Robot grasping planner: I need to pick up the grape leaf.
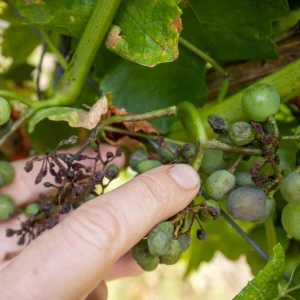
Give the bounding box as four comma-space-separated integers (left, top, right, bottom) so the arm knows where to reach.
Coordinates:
281, 264, 300, 300
28, 97, 108, 133
100, 45, 207, 133
105, 0, 182, 66
234, 244, 285, 300
180, 0, 289, 63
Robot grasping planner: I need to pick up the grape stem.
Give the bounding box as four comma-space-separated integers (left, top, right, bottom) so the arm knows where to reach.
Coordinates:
265, 215, 277, 257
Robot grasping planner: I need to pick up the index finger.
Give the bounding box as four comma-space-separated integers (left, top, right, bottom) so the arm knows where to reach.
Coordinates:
0, 144, 125, 207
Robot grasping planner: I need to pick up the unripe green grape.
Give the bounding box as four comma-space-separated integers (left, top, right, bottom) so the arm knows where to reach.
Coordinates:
235, 171, 255, 187
241, 83, 281, 122
205, 170, 236, 200
0, 172, 5, 188
132, 239, 160, 271
199, 199, 220, 221
136, 159, 162, 174
294, 125, 300, 150
181, 143, 196, 160
159, 239, 182, 265
253, 198, 275, 223
0, 195, 15, 220
200, 150, 227, 175
280, 172, 300, 204
178, 234, 191, 252
277, 149, 295, 172
227, 121, 255, 145
0, 97, 11, 126
129, 150, 148, 171
226, 186, 267, 222
281, 203, 300, 239
24, 203, 39, 218
147, 222, 174, 256
0, 161, 15, 184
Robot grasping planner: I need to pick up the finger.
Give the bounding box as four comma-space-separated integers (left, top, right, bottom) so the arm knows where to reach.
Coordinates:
0, 164, 200, 299
0, 145, 125, 207
103, 251, 143, 281
86, 281, 108, 300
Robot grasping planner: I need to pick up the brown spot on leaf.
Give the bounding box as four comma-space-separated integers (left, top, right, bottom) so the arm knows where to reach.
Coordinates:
171, 17, 183, 33
106, 27, 122, 48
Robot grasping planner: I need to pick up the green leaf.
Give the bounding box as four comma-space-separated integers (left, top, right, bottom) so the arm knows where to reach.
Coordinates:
180, 0, 289, 63
100, 45, 206, 133
105, 0, 182, 66
281, 264, 300, 299
10, 0, 95, 38
234, 244, 285, 300
1, 5, 41, 67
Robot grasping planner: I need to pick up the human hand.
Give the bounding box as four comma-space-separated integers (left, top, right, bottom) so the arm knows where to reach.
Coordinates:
0, 145, 200, 300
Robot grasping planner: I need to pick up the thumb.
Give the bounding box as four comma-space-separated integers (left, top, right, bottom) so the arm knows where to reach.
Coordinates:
1, 164, 200, 300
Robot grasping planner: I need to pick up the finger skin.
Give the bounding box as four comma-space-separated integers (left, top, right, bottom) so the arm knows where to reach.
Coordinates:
0, 145, 125, 207
0, 164, 200, 299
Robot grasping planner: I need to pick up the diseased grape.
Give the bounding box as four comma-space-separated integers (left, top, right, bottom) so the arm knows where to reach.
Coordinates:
157, 142, 178, 162
280, 172, 300, 204
129, 150, 148, 171
0, 97, 11, 126
235, 171, 255, 187
253, 198, 275, 223
205, 170, 236, 200
178, 234, 191, 252
226, 186, 267, 222
241, 83, 281, 122
227, 122, 255, 145
0, 161, 15, 184
181, 143, 196, 160
281, 203, 300, 239
200, 150, 227, 175
136, 159, 162, 174
132, 239, 159, 271
147, 222, 174, 256
199, 199, 220, 221
159, 239, 182, 265
0, 195, 15, 220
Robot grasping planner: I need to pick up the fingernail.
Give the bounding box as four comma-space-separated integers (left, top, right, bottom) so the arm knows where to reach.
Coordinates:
168, 164, 200, 190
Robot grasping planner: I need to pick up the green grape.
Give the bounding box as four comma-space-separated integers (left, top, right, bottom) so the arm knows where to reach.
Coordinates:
241, 83, 281, 122
0, 161, 15, 184
227, 121, 255, 145
24, 203, 39, 218
159, 239, 182, 265
132, 239, 160, 271
178, 233, 191, 252
199, 199, 220, 221
181, 143, 196, 160
156, 142, 178, 162
200, 150, 227, 175
136, 159, 162, 174
253, 198, 275, 223
280, 172, 300, 204
226, 186, 267, 222
0, 195, 15, 220
281, 203, 300, 239
235, 171, 255, 187
129, 150, 148, 171
147, 222, 174, 256
0, 97, 11, 126
277, 149, 295, 172
0, 172, 5, 188
205, 170, 236, 200
294, 125, 300, 150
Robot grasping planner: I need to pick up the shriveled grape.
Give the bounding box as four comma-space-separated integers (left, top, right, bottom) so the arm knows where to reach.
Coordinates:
205, 170, 236, 200
199, 199, 220, 221
147, 222, 174, 256
227, 122, 255, 145
226, 186, 267, 222
159, 239, 182, 265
